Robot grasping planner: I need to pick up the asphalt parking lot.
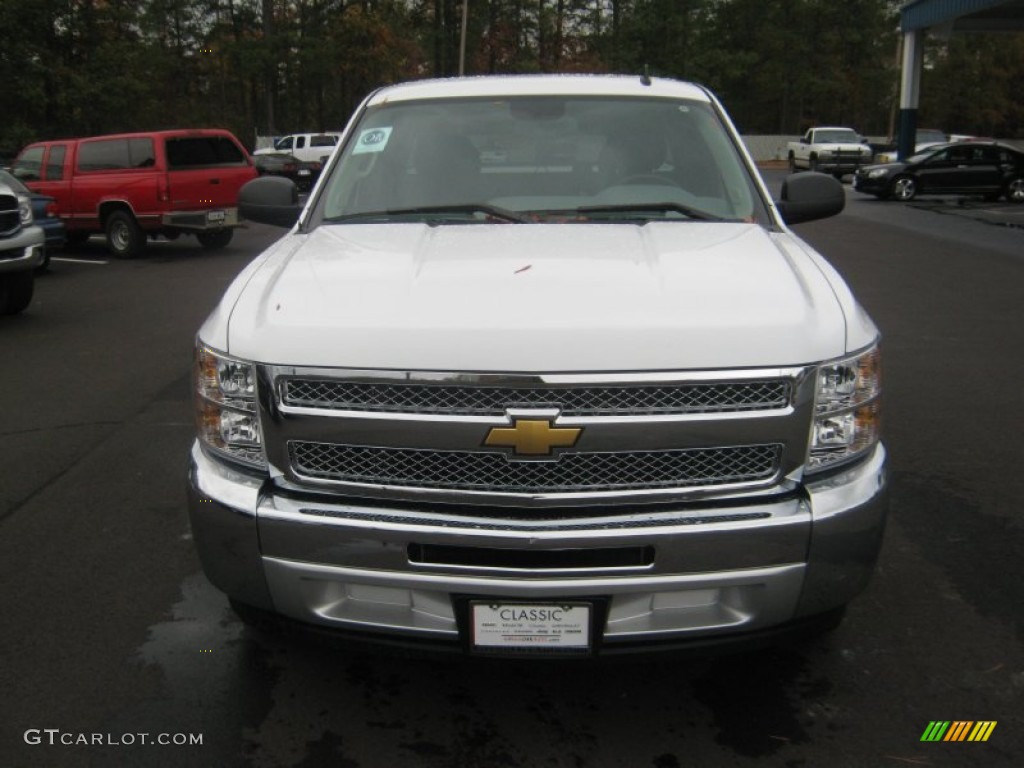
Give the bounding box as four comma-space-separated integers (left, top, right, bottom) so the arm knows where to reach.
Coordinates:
907, 197, 1024, 228
2, 187, 1023, 767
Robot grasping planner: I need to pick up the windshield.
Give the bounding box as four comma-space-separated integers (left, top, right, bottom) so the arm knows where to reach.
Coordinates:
815, 129, 860, 144
907, 144, 952, 163
315, 95, 764, 225
0, 170, 30, 196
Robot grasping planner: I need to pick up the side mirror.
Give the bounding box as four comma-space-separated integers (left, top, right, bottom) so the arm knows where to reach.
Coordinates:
775, 172, 845, 225
239, 176, 303, 228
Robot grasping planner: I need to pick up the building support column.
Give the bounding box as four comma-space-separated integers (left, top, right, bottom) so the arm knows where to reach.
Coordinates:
897, 28, 924, 160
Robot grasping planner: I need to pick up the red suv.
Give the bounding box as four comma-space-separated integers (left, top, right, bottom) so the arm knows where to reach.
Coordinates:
13, 129, 258, 258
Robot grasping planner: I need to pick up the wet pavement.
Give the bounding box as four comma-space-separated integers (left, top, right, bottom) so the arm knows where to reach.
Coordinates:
2, 212, 1023, 767
907, 198, 1024, 229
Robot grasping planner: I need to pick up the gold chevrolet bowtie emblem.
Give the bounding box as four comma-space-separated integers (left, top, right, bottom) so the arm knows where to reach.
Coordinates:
484, 419, 582, 456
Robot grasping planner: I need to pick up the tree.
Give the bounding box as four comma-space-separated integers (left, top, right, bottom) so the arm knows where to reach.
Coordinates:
921, 32, 1024, 138
2, 0, 1021, 158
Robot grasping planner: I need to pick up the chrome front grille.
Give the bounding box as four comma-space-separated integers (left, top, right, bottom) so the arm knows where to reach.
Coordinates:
264, 366, 814, 502
280, 378, 791, 416
0, 193, 21, 237
288, 441, 782, 493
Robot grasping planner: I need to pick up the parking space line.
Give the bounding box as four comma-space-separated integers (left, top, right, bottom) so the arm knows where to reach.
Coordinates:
51, 257, 109, 265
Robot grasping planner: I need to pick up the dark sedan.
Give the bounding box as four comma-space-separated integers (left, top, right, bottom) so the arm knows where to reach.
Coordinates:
0, 168, 65, 270
252, 152, 321, 192
853, 141, 1024, 203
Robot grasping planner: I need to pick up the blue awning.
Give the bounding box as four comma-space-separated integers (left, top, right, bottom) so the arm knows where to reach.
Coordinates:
901, 0, 1024, 32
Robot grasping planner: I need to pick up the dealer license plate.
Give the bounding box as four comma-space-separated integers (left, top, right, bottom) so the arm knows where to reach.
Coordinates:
207, 210, 226, 223
471, 602, 591, 654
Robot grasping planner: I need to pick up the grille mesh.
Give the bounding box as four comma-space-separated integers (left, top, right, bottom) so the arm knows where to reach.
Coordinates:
281, 379, 790, 416
0, 193, 21, 237
289, 441, 781, 493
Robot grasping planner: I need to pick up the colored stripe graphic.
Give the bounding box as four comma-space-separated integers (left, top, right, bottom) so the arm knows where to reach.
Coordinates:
944, 721, 973, 741
968, 722, 997, 742
920, 721, 997, 742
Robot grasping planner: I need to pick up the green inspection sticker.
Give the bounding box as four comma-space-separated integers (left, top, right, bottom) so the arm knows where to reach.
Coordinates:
352, 127, 393, 155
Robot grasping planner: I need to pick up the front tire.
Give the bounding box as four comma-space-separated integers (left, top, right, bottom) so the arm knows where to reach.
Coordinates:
0, 271, 34, 315
196, 229, 234, 250
1006, 176, 1024, 203
891, 175, 917, 201
105, 210, 145, 258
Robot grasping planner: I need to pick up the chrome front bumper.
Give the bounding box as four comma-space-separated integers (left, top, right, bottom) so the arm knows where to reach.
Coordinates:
188, 442, 887, 651
0, 226, 45, 273
814, 159, 871, 174
161, 207, 240, 231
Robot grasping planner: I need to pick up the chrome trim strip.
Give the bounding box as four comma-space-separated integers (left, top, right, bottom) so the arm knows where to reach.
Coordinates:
265, 365, 814, 387
259, 491, 803, 534
264, 557, 805, 594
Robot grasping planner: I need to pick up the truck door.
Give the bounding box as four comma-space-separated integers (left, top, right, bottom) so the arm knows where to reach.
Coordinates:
72, 138, 159, 229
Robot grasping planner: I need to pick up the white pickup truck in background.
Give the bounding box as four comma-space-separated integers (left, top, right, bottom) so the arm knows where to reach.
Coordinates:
253, 132, 341, 163
787, 126, 874, 177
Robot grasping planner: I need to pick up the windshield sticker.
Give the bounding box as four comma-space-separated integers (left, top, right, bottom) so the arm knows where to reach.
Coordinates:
352, 127, 393, 155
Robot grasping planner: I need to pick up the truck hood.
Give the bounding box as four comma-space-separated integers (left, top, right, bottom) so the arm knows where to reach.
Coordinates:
220, 222, 851, 371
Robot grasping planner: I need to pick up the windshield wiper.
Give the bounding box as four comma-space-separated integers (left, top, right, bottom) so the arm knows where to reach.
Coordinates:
573, 202, 727, 222
327, 204, 527, 224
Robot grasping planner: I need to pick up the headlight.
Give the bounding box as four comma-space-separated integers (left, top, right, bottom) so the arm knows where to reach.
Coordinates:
17, 195, 34, 226
868, 168, 890, 179
807, 345, 881, 473
194, 344, 266, 469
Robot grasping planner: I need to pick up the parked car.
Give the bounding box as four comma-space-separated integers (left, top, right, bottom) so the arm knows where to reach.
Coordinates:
253, 152, 321, 192
0, 169, 64, 270
853, 141, 1024, 202
0, 180, 45, 314
11, 129, 257, 258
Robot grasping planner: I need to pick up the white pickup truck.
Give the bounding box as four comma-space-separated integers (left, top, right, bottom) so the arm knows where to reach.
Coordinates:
788, 126, 874, 177
0, 181, 46, 314
253, 132, 341, 163
190, 75, 887, 658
